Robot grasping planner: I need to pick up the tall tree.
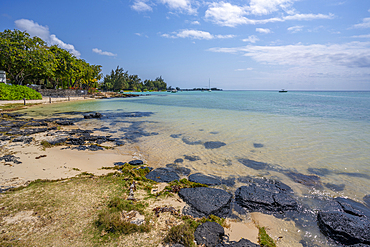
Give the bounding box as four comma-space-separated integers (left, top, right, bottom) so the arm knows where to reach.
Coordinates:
0, 29, 55, 85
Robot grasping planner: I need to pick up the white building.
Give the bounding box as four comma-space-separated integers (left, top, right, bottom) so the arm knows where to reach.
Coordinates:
0, 71, 6, 83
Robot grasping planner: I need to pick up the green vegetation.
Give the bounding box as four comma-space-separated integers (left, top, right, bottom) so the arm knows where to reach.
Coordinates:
0, 29, 102, 90
101, 66, 167, 92
164, 222, 195, 247
95, 197, 150, 236
258, 226, 276, 247
164, 215, 228, 247
0, 83, 42, 100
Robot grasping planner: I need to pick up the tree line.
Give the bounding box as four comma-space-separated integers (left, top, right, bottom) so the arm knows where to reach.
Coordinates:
0, 29, 167, 92
101, 66, 167, 92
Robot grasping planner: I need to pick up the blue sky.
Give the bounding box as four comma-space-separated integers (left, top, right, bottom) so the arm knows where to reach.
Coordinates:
1, 0, 370, 90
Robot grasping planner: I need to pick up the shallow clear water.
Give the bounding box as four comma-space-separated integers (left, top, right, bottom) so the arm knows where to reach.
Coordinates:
21, 90, 370, 246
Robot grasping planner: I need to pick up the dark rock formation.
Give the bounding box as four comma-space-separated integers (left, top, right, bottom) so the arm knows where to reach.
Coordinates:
174, 158, 184, 163
253, 143, 264, 148
179, 187, 232, 218
0, 155, 22, 164
204, 141, 226, 149
145, 168, 180, 182
307, 168, 332, 176
238, 159, 271, 170
182, 137, 202, 145
188, 173, 221, 186
235, 179, 297, 215
128, 160, 144, 166
364, 195, 370, 208
84, 112, 102, 119
285, 171, 323, 189
184, 155, 200, 161
166, 164, 191, 176
216, 238, 259, 247
324, 183, 345, 192
317, 197, 370, 246
194, 222, 224, 247
0, 135, 11, 141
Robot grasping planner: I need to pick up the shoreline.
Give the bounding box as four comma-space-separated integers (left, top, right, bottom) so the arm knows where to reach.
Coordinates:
0, 96, 93, 106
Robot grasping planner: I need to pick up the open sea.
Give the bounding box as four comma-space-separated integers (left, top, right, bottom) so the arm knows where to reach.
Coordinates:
22, 90, 370, 246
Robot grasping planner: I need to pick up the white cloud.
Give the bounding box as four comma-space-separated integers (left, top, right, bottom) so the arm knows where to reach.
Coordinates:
247, 0, 297, 15
242, 35, 259, 43
162, 29, 235, 39
14, 19, 81, 57
352, 34, 370, 38
92, 48, 117, 57
191, 20, 200, 25
205, 2, 250, 27
209, 42, 370, 69
256, 28, 271, 33
235, 68, 253, 71
352, 18, 370, 29
204, 2, 333, 27
287, 25, 303, 33
159, 0, 196, 14
131, 0, 152, 12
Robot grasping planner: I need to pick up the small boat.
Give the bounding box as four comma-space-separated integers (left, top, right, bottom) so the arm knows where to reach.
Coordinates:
279, 89, 288, 93
171, 89, 177, 93
208, 79, 212, 92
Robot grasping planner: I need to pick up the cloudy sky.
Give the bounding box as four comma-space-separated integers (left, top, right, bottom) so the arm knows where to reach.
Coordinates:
1, 0, 370, 90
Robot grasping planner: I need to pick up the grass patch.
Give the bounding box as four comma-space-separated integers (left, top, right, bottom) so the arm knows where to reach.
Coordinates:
258, 226, 276, 247
95, 197, 150, 236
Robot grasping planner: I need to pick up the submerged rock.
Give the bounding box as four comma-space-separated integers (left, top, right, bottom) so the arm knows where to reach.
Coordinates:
184, 155, 201, 162
194, 222, 224, 247
203, 141, 226, 149
285, 171, 323, 189
188, 173, 221, 186
317, 197, 370, 246
166, 164, 191, 176
145, 168, 180, 182
179, 187, 232, 218
238, 159, 271, 170
364, 195, 370, 208
324, 183, 345, 192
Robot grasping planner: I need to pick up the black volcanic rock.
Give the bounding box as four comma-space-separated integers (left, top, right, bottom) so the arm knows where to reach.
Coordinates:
145, 168, 180, 182
128, 160, 144, 166
188, 173, 221, 186
235, 179, 297, 214
317, 197, 370, 246
179, 187, 232, 218
216, 239, 259, 247
194, 222, 224, 247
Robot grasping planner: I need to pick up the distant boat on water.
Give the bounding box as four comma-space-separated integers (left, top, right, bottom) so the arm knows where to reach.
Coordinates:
279, 89, 288, 93
208, 79, 212, 92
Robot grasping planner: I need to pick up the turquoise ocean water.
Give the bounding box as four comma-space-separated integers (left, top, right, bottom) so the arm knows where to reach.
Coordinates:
24, 90, 370, 246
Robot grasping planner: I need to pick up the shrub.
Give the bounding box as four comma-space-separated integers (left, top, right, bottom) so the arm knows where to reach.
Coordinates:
0, 83, 42, 100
